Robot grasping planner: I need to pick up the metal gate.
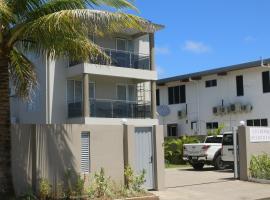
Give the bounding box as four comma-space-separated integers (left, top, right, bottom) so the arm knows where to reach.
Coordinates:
134, 127, 154, 189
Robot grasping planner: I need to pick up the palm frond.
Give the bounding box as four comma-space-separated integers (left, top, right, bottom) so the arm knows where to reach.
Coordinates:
24, 0, 87, 21
86, 0, 138, 11
9, 48, 37, 99
0, 0, 14, 24
9, 9, 153, 48
7, 0, 45, 20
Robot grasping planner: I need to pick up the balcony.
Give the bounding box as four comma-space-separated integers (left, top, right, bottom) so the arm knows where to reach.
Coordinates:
68, 99, 151, 119
69, 48, 150, 70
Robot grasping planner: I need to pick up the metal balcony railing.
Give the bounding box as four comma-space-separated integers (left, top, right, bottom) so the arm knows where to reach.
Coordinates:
67, 99, 151, 119
69, 48, 150, 70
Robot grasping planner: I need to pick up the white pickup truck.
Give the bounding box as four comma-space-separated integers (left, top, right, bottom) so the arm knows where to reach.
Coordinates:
183, 135, 225, 170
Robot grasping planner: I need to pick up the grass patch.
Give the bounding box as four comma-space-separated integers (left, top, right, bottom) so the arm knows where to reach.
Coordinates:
165, 163, 190, 169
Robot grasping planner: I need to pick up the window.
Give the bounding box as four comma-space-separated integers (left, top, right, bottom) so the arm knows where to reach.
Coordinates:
67, 80, 83, 103
222, 134, 233, 145
89, 82, 95, 99
205, 137, 223, 143
246, 119, 268, 127
205, 79, 217, 88
262, 71, 270, 93
168, 85, 186, 105
81, 132, 90, 173
117, 85, 127, 100
167, 124, 178, 137
191, 121, 197, 130
117, 84, 136, 102
236, 75, 244, 96
116, 38, 127, 51
156, 89, 160, 106
206, 122, 218, 129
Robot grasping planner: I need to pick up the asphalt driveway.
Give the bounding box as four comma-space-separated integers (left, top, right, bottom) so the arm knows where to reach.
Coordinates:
153, 166, 270, 200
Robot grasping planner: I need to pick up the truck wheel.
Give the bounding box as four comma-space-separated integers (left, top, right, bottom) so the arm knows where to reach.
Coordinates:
192, 163, 204, 170
214, 155, 226, 170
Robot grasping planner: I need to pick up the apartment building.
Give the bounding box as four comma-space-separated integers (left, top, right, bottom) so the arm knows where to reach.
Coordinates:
157, 59, 270, 137
10, 22, 165, 194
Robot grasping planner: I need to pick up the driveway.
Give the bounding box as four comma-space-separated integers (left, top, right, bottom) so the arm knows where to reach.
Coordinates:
153, 166, 270, 200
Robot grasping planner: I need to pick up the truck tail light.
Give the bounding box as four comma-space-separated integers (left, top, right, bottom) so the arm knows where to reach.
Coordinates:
202, 145, 210, 151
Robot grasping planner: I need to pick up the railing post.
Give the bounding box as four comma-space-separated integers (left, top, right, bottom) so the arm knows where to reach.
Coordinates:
111, 101, 114, 118
129, 52, 132, 68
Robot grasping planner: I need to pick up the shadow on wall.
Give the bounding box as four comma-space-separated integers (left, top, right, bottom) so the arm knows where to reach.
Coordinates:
12, 124, 77, 196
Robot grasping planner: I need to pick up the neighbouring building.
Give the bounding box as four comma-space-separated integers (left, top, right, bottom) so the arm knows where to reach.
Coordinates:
157, 58, 270, 137
10, 21, 165, 195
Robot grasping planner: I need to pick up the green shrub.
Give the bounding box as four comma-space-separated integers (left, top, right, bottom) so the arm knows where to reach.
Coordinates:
250, 153, 270, 180
39, 178, 51, 200
164, 136, 200, 165
124, 165, 146, 193
207, 124, 224, 136
87, 168, 112, 199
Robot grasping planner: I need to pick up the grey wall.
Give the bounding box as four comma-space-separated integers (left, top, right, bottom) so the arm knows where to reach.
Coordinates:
238, 126, 270, 181
11, 124, 164, 196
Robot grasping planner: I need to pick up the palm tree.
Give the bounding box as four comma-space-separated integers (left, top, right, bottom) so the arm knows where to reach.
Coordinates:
0, 0, 154, 195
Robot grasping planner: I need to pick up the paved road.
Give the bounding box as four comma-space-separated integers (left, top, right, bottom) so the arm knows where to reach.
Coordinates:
153, 166, 270, 200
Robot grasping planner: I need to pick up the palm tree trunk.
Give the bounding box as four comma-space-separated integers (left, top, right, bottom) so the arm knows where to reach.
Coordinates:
0, 58, 14, 195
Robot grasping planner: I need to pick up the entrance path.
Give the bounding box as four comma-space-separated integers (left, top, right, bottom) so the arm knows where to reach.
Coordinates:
153, 167, 270, 200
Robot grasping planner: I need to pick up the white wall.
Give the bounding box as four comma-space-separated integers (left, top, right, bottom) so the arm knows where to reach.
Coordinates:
11, 33, 152, 124
158, 66, 270, 136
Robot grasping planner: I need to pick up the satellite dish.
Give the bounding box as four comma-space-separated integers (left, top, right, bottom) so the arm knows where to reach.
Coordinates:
157, 105, 170, 117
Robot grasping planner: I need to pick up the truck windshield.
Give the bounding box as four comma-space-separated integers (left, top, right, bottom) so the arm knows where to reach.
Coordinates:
205, 137, 222, 143
222, 134, 233, 145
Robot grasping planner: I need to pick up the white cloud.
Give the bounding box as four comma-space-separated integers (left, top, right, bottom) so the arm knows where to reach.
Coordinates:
244, 36, 256, 43
155, 46, 170, 55
156, 65, 166, 78
182, 40, 211, 54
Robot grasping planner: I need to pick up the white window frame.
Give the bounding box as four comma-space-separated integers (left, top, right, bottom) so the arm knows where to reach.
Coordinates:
66, 79, 83, 104
116, 38, 128, 52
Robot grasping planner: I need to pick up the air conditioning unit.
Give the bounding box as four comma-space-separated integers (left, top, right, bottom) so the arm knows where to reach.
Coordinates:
241, 104, 253, 112
213, 106, 219, 115
229, 103, 241, 113
219, 106, 227, 115
178, 110, 187, 119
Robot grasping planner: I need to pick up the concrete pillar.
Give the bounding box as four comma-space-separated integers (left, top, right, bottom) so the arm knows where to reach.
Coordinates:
149, 33, 155, 71
149, 33, 157, 118
153, 125, 165, 190
83, 74, 89, 117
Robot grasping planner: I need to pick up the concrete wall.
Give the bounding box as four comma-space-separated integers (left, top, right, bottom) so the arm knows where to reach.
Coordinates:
158, 66, 270, 136
11, 124, 164, 196
238, 126, 270, 181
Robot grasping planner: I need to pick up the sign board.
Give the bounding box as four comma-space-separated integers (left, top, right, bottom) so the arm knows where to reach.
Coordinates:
250, 127, 270, 143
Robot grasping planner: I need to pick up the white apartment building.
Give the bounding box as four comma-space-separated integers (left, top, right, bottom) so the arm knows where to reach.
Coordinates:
157, 59, 270, 137
10, 22, 166, 193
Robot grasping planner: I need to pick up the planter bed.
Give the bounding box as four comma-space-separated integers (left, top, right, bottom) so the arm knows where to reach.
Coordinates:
62, 194, 159, 200
249, 177, 270, 184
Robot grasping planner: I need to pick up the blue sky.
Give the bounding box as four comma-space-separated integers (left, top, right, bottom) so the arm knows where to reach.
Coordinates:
130, 0, 270, 78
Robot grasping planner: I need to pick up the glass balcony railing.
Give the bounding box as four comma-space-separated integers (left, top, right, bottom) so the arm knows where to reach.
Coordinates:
67, 99, 151, 119
69, 48, 150, 70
